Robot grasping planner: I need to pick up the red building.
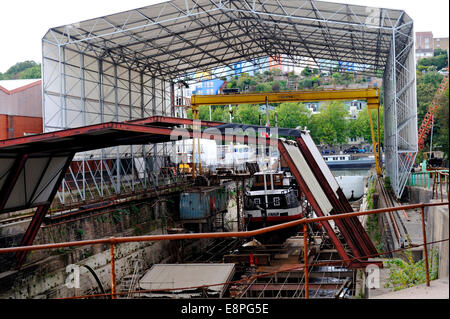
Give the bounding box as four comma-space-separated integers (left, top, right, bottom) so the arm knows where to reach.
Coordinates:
0, 79, 42, 140
268, 55, 282, 71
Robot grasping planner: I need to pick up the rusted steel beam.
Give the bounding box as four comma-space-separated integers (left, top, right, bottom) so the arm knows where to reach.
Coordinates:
44, 182, 188, 224
303, 223, 309, 299
295, 137, 366, 258
296, 136, 377, 257
126, 115, 225, 127
223, 254, 271, 265
247, 283, 342, 291
0, 202, 446, 256
277, 140, 352, 266
15, 153, 75, 269
0, 122, 275, 154
420, 206, 430, 287
110, 242, 116, 299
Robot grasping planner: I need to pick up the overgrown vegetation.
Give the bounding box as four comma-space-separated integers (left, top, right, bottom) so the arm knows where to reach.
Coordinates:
366, 213, 383, 253
385, 248, 439, 291
384, 176, 391, 191
366, 178, 376, 210
415, 49, 449, 161
365, 178, 383, 253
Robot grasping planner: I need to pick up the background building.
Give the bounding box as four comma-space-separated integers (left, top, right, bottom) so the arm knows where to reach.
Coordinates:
0, 79, 42, 140
415, 32, 449, 62
433, 37, 449, 51
415, 31, 434, 60
194, 79, 225, 95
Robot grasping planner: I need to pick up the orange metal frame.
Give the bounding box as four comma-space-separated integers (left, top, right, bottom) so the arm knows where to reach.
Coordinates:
0, 201, 446, 299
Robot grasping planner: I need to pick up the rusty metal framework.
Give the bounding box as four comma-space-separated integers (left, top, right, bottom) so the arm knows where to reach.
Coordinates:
0, 117, 377, 268
0, 201, 446, 299
42, 0, 416, 205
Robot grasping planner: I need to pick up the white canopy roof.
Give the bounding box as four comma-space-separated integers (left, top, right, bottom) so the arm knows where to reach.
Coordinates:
43, 0, 412, 80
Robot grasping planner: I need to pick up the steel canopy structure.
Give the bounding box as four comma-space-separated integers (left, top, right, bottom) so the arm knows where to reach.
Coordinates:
42, 0, 417, 200
0, 117, 378, 269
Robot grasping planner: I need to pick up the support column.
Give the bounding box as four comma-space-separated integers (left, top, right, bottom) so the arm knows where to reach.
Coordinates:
16, 154, 75, 268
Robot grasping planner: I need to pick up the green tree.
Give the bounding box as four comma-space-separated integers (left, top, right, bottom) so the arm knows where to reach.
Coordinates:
417, 72, 443, 116
416, 71, 444, 158
417, 50, 448, 71
331, 72, 344, 85
255, 82, 272, 92
211, 106, 229, 122
186, 105, 213, 121
6, 61, 37, 76
19, 64, 41, 79
301, 67, 312, 77
309, 101, 349, 145
0, 61, 41, 80
349, 106, 384, 143
234, 104, 260, 125
275, 102, 309, 128
435, 88, 449, 159
272, 82, 281, 92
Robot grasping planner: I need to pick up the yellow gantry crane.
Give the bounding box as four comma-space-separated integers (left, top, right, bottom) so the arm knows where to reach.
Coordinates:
188, 88, 382, 176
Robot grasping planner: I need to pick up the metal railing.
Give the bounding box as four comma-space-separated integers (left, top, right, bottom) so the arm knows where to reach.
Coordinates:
0, 201, 448, 299
407, 169, 448, 189
432, 171, 449, 202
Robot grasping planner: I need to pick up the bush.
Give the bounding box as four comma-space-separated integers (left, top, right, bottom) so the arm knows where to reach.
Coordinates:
384, 248, 439, 291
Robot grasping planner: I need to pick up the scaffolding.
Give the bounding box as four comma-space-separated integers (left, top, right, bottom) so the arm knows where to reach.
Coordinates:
41, 0, 417, 200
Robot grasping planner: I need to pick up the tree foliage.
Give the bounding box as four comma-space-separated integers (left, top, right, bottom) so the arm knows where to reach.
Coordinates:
309, 101, 349, 145
0, 61, 41, 80
234, 104, 260, 125
415, 71, 446, 161
417, 49, 448, 72
349, 106, 384, 143
275, 102, 309, 129
385, 248, 438, 291
435, 88, 449, 159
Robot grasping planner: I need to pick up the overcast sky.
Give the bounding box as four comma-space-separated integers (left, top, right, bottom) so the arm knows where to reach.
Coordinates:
0, 0, 448, 73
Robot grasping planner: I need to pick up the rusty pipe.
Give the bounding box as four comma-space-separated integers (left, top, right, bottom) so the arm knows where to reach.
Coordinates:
110, 242, 116, 299
303, 223, 309, 299
0, 202, 447, 255
420, 207, 430, 287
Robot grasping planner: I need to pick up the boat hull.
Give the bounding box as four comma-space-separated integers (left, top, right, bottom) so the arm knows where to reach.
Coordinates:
326, 159, 375, 169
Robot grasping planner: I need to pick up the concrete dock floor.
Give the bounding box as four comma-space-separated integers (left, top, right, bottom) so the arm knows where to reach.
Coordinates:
371, 277, 449, 299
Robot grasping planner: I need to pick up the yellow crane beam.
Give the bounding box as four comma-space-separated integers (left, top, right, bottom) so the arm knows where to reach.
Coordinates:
189, 88, 382, 176
191, 88, 380, 109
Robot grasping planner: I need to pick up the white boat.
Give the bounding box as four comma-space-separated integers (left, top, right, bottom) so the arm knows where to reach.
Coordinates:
243, 170, 303, 228
323, 154, 375, 169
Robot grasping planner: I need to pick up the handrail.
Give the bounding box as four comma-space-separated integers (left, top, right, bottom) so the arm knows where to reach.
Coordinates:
433, 170, 449, 201
0, 202, 444, 254
0, 201, 447, 299
407, 169, 448, 189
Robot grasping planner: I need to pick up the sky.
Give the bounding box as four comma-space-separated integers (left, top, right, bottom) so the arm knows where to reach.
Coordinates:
0, 0, 448, 73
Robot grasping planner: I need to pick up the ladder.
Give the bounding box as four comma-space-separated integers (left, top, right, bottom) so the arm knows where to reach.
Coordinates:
120, 260, 143, 299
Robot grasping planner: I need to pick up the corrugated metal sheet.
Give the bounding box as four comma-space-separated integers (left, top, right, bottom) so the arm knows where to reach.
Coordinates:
301, 133, 340, 194
139, 263, 235, 298
282, 141, 333, 216
179, 186, 228, 220
0, 80, 42, 117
